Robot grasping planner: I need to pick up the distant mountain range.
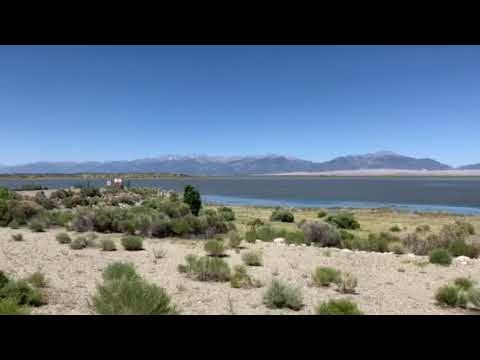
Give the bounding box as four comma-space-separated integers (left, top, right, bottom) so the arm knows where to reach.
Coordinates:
458, 163, 480, 170
0, 151, 478, 175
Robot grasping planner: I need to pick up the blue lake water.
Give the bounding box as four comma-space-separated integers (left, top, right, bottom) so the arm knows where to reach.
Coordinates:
2, 176, 480, 215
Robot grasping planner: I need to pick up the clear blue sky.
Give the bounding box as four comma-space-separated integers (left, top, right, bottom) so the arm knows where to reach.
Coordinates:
1, 45, 479, 167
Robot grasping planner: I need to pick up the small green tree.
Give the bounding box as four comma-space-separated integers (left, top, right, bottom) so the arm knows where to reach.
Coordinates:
183, 185, 202, 216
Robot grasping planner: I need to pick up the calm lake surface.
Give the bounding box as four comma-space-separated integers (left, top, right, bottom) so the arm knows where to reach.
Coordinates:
2, 176, 480, 215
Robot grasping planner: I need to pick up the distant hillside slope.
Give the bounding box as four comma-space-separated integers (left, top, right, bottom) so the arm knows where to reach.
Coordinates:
458, 163, 480, 170
311, 151, 451, 171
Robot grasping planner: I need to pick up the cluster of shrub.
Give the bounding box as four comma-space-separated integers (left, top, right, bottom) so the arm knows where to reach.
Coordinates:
1, 184, 236, 241
177, 250, 361, 314
90, 259, 362, 315
252, 209, 478, 264
435, 277, 480, 310
403, 220, 477, 263
312, 266, 358, 294
68, 202, 233, 239
0, 270, 47, 315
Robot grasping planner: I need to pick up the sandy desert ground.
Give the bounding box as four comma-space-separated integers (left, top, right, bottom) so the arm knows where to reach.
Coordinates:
1, 226, 479, 315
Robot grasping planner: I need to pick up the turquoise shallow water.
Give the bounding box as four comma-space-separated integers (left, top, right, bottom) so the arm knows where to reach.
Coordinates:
202, 194, 480, 215
2, 176, 480, 215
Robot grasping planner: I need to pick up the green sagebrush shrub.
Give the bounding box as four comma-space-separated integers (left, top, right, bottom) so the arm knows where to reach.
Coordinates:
312, 267, 341, 287
429, 248, 452, 266
300, 222, 341, 247
315, 299, 363, 315
218, 207, 235, 221
178, 255, 231, 282
263, 279, 303, 311
326, 213, 360, 230
230, 265, 260, 289
121, 236, 144, 251
242, 250, 263, 266
56, 232, 71, 244
204, 239, 226, 257
92, 263, 177, 315
270, 209, 295, 223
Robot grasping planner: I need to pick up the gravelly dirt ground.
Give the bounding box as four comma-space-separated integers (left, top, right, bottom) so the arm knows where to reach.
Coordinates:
1, 227, 479, 315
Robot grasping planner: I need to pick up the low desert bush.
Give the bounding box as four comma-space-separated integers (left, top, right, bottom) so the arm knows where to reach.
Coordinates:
102, 262, 139, 282
300, 222, 341, 247
204, 239, 226, 257
312, 267, 341, 287
317, 210, 327, 218
429, 248, 452, 266
70, 236, 88, 250
242, 250, 263, 266
388, 241, 406, 255
245, 228, 257, 243
402, 233, 438, 256
227, 231, 242, 249
390, 225, 401, 232
284, 230, 305, 245
435, 278, 480, 309
0, 298, 29, 315
101, 239, 117, 251
178, 255, 231, 282
117, 219, 136, 235
365, 232, 398, 252
135, 215, 152, 237
92, 275, 177, 315
342, 232, 398, 253
27, 272, 48, 288
34, 191, 56, 210
11, 233, 23, 242
296, 219, 306, 228
171, 218, 193, 236
0, 271, 9, 288
121, 236, 144, 251
454, 277, 475, 291
80, 186, 102, 198
315, 299, 363, 315
448, 239, 479, 258
230, 265, 260, 289
455, 220, 475, 235
256, 225, 276, 242
435, 285, 465, 307
263, 279, 303, 311
468, 287, 480, 308
270, 209, 295, 223
56, 232, 71, 244
71, 212, 94, 232
339, 229, 355, 241
86, 232, 98, 243
247, 218, 264, 227
326, 213, 360, 230
151, 219, 173, 238
218, 207, 235, 221
0, 279, 44, 306
49, 211, 72, 227
336, 272, 358, 294
29, 219, 46, 232
415, 224, 431, 233
0, 200, 41, 226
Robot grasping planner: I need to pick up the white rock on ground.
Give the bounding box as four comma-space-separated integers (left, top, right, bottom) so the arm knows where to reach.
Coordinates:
453, 256, 471, 265
273, 237, 285, 244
